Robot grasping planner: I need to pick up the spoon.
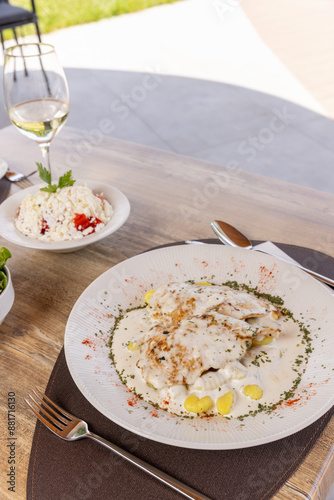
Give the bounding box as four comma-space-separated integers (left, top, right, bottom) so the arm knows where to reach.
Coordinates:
211, 220, 252, 249
6, 169, 37, 182
211, 220, 334, 288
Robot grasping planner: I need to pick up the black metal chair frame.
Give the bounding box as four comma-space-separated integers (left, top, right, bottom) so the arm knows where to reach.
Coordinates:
0, 0, 41, 52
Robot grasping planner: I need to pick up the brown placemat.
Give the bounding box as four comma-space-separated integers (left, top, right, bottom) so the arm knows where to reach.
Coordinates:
27, 241, 334, 500
0, 178, 11, 204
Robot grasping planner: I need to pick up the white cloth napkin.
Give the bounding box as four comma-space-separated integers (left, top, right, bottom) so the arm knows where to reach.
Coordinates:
253, 241, 299, 264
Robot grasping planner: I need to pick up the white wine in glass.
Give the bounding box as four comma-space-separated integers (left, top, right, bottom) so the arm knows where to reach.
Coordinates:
3, 43, 70, 180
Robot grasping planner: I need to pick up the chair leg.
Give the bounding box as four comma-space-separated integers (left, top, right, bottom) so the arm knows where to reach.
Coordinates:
14, 28, 28, 76
13, 27, 20, 45
0, 30, 4, 55
34, 21, 42, 42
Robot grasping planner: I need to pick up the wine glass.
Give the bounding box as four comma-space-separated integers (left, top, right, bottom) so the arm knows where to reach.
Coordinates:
3, 43, 69, 181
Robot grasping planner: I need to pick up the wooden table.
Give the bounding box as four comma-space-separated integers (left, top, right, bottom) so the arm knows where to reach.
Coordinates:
0, 126, 333, 500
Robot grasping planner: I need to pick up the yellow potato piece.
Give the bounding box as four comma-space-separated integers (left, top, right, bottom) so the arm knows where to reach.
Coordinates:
216, 391, 234, 415
243, 384, 263, 400
184, 394, 199, 411
144, 289, 156, 304
127, 341, 140, 351
184, 394, 213, 413
252, 336, 273, 346
195, 281, 212, 286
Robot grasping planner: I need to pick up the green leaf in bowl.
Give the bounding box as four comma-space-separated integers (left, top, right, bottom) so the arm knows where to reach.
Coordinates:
0, 270, 8, 292
0, 247, 11, 269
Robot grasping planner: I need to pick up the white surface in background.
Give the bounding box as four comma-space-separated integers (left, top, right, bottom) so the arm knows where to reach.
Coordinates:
36, 0, 325, 116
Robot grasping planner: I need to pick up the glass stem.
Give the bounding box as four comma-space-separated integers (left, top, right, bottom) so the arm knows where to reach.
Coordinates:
39, 142, 52, 180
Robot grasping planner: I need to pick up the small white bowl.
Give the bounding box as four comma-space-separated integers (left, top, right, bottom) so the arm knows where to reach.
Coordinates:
0, 265, 14, 326
0, 180, 130, 253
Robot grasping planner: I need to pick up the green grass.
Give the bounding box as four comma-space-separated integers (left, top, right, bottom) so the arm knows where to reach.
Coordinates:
6, 0, 181, 37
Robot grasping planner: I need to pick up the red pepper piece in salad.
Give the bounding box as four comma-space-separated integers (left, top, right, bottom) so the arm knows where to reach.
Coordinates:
41, 218, 49, 235
73, 213, 103, 233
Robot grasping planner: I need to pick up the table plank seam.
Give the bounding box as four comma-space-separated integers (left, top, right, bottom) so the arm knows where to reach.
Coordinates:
285, 481, 312, 499
308, 443, 334, 499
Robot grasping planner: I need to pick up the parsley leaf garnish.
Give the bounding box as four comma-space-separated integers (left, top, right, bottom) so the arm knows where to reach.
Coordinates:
37, 163, 75, 193
37, 163, 51, 186
58, 170, 74, 189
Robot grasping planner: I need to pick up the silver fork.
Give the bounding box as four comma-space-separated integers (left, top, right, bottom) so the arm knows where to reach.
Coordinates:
15, 178, 34, 189
25, 389, 211, 500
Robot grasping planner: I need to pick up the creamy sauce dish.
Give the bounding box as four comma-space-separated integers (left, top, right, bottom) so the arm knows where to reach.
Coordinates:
111, 282, 310, 419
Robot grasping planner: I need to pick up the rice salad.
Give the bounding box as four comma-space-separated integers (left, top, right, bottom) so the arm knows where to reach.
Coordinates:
15, 184, 113, 241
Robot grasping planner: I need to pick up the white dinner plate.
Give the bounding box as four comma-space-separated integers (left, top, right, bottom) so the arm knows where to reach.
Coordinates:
0, 180, 130, 253
0, 159, 8, 181
64, 244, 334, 449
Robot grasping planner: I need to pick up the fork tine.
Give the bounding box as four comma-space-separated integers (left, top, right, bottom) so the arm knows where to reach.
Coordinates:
17, 179, 33, 189
34, 388, 75, 421
32, 389, 69, 425
27, 393, 65, 430
25, 397, 63, 433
